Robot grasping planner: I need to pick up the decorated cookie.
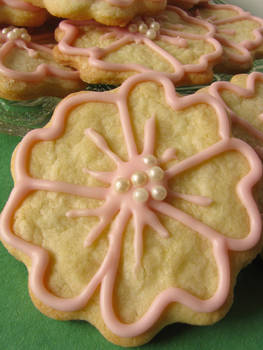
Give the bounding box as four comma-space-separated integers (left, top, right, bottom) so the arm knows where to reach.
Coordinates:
193, 2, 263, 73
21, 0, 167, 26
0, 0, 48, 27
207, 72, 263, 160
0, 26, 85, 100
54, 6, 222, 86
0, 72, 262, 347
168, 0, 208, 10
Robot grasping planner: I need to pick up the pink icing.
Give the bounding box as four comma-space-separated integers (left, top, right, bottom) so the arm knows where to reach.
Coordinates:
0, 30, 80, 82
0, 0, 44, 12
105, 0, 165, 8
56, 6, 223, 82
209, 72, 263, 159
0, 72, 262, 337
195, 3, 263, 65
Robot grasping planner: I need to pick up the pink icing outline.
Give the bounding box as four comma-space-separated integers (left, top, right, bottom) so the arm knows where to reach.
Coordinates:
0, 72, 262, 337
195, 3, 263, 64
0, 33, 80, 82
209, 72, 263, 158
104, 0, 166, 8
56, 6, 223, 82
0, 0, 44, 12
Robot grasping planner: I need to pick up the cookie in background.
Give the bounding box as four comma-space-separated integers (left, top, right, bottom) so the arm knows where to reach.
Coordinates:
0, 0, 48, 27
20, 0, 167, 26
0, 26, 85, 100
54, 6, 223, 86
192, 2, 263, 73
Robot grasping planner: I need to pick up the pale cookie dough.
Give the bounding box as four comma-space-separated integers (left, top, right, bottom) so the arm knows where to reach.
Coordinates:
0, 72, 262, 347
0, 26, 85, 101
54, 6, 223, 86
193, 2, 263, 73
0, 0, 48, 27
207, 72, 263, 160
21, 0, 167, 26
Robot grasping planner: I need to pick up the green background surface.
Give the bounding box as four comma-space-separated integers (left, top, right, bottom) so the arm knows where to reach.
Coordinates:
1, 123, 263, 350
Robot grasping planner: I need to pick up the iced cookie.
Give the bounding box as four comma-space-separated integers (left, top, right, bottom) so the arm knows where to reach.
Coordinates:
207, 72, 263, 160
0, 26, 85, 100
168, 0, 208, 10
54, 6, 222, 86
0, 0, 48, 27
0, 72, 262, 347
193, 3, 263, 73
21, 0, 167, 26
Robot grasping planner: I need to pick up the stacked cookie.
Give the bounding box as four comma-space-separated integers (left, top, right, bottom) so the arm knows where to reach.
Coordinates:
1, 0, 263, 348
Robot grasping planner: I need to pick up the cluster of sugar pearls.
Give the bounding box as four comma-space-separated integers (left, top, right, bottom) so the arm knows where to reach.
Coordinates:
1, 27, 31, 42
114, 155, 167, 203
128, 17, 161, 40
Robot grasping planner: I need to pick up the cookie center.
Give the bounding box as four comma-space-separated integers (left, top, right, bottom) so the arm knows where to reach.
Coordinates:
127, 17, 161, 40
113, 154, 168, 203
1, 27, 31, 42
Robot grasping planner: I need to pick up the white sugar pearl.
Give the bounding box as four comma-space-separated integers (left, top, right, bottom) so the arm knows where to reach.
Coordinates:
133, 188, 149, 203
7, 31, 18, 40
151, 186, 167, 201
148, 166, 164, 181
146, 29, 157, 40
143, 155, 158, 166
150, 21, 160, 32
138, 23, 148, 34
131, 171, 148, 187
2, 27, 12, 35
128, 23, 138, 33
114, 178, 130, 193
21, 33, 31, 42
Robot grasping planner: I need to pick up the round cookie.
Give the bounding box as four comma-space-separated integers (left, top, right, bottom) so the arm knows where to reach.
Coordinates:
0, 0, 48, 27
0, 26, 85, 100
0, 72, 262, 347
54, 6, 223, 86
193, 2, 263, 73
21, 0, 167, 27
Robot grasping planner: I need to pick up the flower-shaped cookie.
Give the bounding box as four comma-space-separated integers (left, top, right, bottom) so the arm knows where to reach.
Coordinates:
21, 0, 167, 26
193, 2, 263, 72
0, 0, 48, 27
1, 73, 262, 346
54, 6, 222, 86
0, 26, 84, 100
208, 72, 263, 160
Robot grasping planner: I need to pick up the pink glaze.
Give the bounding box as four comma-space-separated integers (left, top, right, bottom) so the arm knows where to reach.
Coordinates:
0, 31, 80, 82
0, 72, 262, 337
209, 72, 263, 159
0, 0, 44, 12
195, 3, 263, 65
56, 6, 223, 82
105, 0, 165, 8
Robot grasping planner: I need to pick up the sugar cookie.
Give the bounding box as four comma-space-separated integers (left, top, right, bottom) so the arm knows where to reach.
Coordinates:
21, 0, 167, 26
0, 0, 48, 27
193, 2, 263, 72
0, 72, 262, 346
0, 26, 85, 100
54, 6, 223, 85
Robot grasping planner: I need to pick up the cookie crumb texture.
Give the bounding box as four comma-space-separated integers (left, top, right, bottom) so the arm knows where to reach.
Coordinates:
1, 74, 261, 346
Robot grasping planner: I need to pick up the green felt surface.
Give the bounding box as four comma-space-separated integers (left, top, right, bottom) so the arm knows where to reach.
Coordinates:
1, 135, 263, 350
